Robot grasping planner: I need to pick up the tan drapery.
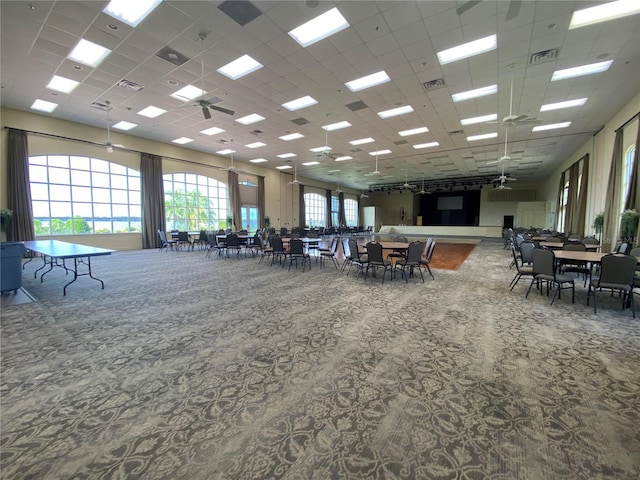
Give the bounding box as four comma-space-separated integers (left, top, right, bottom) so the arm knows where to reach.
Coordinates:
325, 189, 332, 228
140, 152, 165, 249
228, 170, 240, 231
6, 129, 35, 242
602, 130, 624, 252
298, 185, 305, 228
554, 171, 565, 232
623, 120, 640, 243
258, 176, 265, 229
573, 154, 589, 237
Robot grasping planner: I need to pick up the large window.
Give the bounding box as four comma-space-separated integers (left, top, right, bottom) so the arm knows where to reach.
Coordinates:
331, 196, 339, 226
304, 193, 326, 227
29, 155, 141, 235
556, 178, 570, 232
164, 173, 228, 231
344, 198, 358, 226
621, 144, 636, 211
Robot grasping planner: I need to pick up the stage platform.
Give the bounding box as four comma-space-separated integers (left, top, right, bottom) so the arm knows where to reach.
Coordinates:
378, 225, 503, 239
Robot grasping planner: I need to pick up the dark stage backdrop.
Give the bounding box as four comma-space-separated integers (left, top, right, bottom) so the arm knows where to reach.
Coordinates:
419, 190, 480, 226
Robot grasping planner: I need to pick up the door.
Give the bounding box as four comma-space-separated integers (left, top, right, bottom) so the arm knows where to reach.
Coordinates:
240, 206, 258, 231
503, 215, 514, 229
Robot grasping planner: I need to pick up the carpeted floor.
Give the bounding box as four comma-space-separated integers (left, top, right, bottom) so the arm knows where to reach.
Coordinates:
1, 238, 639, 479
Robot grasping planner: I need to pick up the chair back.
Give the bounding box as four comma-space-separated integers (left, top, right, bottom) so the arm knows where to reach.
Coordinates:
158, 230, 167, 242
425, 240, 436, 261
271, 236, 285, 253
629, 247, 640, 259
365, 242, 384, 263
582, 236, 599, 246
597, 254, 637, 286
177, 231, 190, 242
253, 234, 262, 248
563, 242, 586, 252
393, 235, 408, 243
519, 241, 536, 264
199, 230, 208, 243
328, 236, 339, 254
225, 233, 239, 247
289, 238, 304, 255
280, 227, 288, 237
532, 248, 555, 277
405, 241, 424, 263
348, 238, 362, 260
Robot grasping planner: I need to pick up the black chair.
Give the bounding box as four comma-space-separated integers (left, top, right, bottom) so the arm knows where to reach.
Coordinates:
526, 248, 575, 305
319, 236, 340, 270
387, 235, 408, 261
176, 231, 193, 251
157, 230, 177, 251
224, 233, 242, 258
587, 253, 637, 318
560, 242, 591, 286
205, 232, 224, 258
394, 241, 425, 283
364, 241, 392, 283
287, 238, 311, 272
269, 236, 287, 266
509, 244, 534, 291
419, 240, 436, 280
346, 238, 368, 278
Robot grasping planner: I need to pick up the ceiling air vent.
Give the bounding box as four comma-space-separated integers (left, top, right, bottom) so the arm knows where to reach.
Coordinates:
448, 129, 465, 135
90, 101, 111, 111
291, 117, 310, 126
250, 129, 263, 136
116, 79, 143, 92
346, 100, 368, 111
529, 48, 559, 65
423, 78, 446, 92
156, 47, 189, 66
393, 139, 408, 145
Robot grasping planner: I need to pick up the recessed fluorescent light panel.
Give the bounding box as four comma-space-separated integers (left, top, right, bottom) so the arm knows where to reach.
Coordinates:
349, 138, 375, 145
460, 113, 497, 125
377, 105, 414, 119
466, 132, 498, 141
282, 95, 317, 111
46, 75, 79, 93
369, 150, 392, 156
103, 0, 162, 27
413, 142, 440, 149
532, 122, 571, 132
569, 0, 640, 29
170, 85, 204, 101
137, 106, 166, 118
288, 7, 350, 48
250, 158, 268, 163
217, 54, 263, 80
399, 127, 428, 137
540, 98, 588, 112
276, 165, 292, 170
335, 156, 352, 161
279, 133, 304, 141
172, 137, 194, 145
216, 149, 235, 155
345, 70, 390, 92
437, 34, 497, 65
452, 85, 497, 102
200, 126, 225, 135
113, 121, 137, 130
278, 153, 297, 158
31, 99, 58, 112
310, 146, 331, 153
551, 61, 613, 81
302, 161, 320, 166
236, 113, 265, 125
68, 39, 111, 68
245, 142, 266, 148
322, 121, 351, 131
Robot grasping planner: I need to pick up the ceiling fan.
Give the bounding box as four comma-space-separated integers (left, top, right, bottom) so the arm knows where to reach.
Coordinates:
225, 151, 238, 172
418, 177, 431, 195
402, 167, 414, 190
364, 153, 383, 177
488, 64, 540, 129
456, 0, 522, 22
335, 182, 343, 193
316, 121, 342, 160
188, 33, 235, 119
287, 161, 301, 185
360, 190, 369, 198
100, 100, 124, 153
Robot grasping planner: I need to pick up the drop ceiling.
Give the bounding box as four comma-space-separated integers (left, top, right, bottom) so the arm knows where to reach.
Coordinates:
1, 1, 639, 190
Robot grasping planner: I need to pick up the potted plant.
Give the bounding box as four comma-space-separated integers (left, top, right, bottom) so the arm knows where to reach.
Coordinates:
620, 208, 639, 243
226, 216, 234, 231
592, 211, 604, 240
0, 208, 12, 233
264, 216, 271, 228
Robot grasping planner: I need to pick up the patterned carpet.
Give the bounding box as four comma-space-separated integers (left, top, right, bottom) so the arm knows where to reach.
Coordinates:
1, 238, 639, 479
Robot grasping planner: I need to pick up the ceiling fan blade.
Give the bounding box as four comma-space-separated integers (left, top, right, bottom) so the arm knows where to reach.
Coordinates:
456, 0, 482, 16
505, 0, 522, 21
202, 106, 211, 119
209, 104, 235, 116
512, 114, 528, 122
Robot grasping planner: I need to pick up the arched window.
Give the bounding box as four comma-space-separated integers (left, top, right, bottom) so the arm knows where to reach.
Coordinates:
29, 155, 141, 235
304, 192, 326, 227
344, 198, 358, 226
163, 173, 228, 231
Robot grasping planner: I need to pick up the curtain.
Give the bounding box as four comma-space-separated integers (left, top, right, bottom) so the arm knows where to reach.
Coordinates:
554, 171, 565, 232
228, 170, 240, 230
298, 185, 305, 228
564, 160, 580, 235
623, 121, 640, 244
574, 154, 589, 237
325, 189, 332, 228
602, 129, 624, 252
140, 152, 165, 249
6, 129, 35, 242
338, 191, 346, 227
258, 176, 265, 229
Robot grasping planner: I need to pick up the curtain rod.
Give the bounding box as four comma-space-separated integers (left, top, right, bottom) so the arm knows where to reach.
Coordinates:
3, 126, 240, 173
615, 111, 640, 133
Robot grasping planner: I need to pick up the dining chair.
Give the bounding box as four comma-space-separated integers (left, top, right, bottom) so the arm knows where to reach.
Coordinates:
269, 236, 287, 266
526, 248, 575, 305
224, 233, 242, 258
364, 241, 392, 283
346, 238, 368, 278
205, 232, 224, 258
419, 240, 436, 280
387, 235, 408, 262
176, 231, 193, 251
587, 253, 637, 318
509, 244, 535, 291
319, 236, 340, 270
288, 238, 311, 272
157, 230, 177, 252
394, 241, 425, 283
